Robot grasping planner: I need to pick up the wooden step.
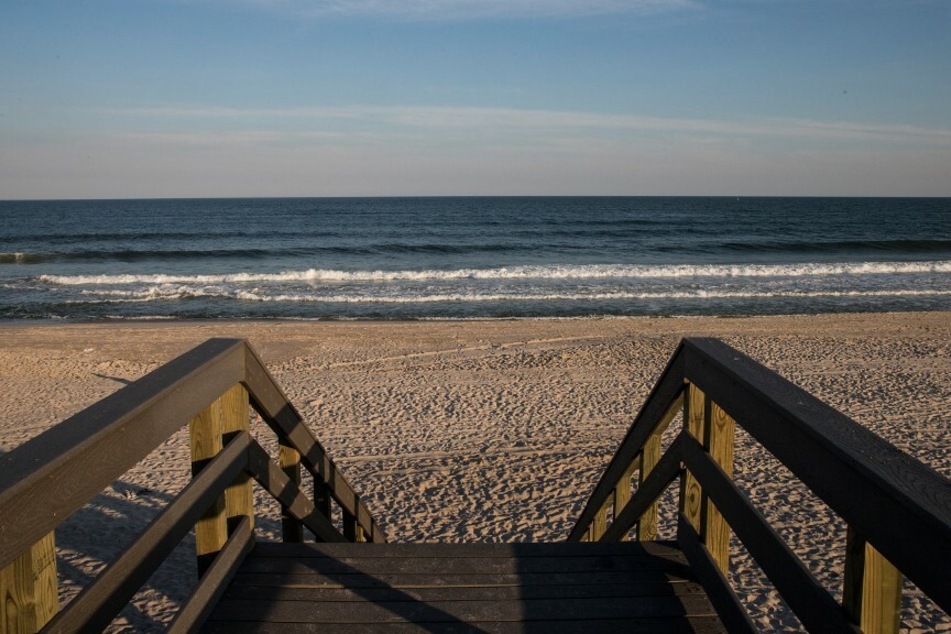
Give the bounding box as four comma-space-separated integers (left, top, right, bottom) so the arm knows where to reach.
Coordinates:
203, 541, 726, 633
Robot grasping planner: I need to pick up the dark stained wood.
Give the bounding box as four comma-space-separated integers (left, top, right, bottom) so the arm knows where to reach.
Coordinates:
682, 337, 951, 614
279, 442, 305, 543
246, 439, 347, 543
676, 516, 757, 634
0, 338, 246, 569
203, 617, 728, 634
242, 344, 384, 543
42, 431, 250, 634
168, 516, 254, 634
228, 571, 695, 590
236, 553, 694, 576
223, 581, 706, 602
680, 435, 860, 633
209, 595, 716, 623
602, 433, 684, 541
247, 540, 690, 559
204, 541, 725, 633
567, 346, 686, 541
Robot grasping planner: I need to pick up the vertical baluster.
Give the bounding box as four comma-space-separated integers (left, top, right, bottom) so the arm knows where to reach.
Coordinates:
591, 501, 609, 541
679, 383, 705, 535
0, 532, 59, 633
844, 527, 902, 634
279, 442, 304, 542
343, 494, 360, 542
220, 385, 254, 533
704, 400, 735, 573
190, 396, 228, 576
614, 460, 636, 541
636, 434, 662, 541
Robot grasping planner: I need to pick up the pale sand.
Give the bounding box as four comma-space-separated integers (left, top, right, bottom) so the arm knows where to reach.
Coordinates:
1, 313, 949, 632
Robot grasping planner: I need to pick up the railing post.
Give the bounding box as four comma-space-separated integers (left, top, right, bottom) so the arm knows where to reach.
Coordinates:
221, 385, 254, 533
635, 435, 661, 541
591, 502, 609, 541
679, 383, 735, 574
190, 396, 228, 576
279, 442, 304, 542
0, 532, 58, 633
343, 495, 360, 543
704, 400, 735, 573
313, 476, 332, 520
844, 527, 902, 634
679, 383, 705, 535
614, 461, 636, 541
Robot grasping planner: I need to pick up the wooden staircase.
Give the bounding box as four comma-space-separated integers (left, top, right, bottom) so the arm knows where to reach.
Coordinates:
1, 337, 948, 633
203, 541, 725, 633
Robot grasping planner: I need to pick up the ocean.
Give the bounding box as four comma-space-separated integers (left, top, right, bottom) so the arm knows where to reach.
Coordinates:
1, 197, 949, 320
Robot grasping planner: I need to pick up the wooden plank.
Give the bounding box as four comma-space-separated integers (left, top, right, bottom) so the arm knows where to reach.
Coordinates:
591, 503, 608, 541
242, 345, 384, 543
237, 553, 695, 576
279, 442, 304, 543
191, 396, 228, 576
602, 434, 684, 542
168, 515, 254, 634
843, 527, 902, 634
222, 581, 708, 602
681, 435, 859, 633
246, 440, 346, 543
636, 432, 662, 541
703, 400, 734, 574
679, 384, 705, 535
682, 337, 951, 613
246, 540, 690, 560
313, 477, 332, 519
567, 349, 686, 541
228, 570, 694, 590
203, 616, 729, 634
41, 432, 250, 634
677, 516, 757, 634
0, 338, 246, 569
220, 385, 254, 533
613, 459, 635, 540
208, 594, 719, 624
0, 534, 60, 632
0, 546, 37, 633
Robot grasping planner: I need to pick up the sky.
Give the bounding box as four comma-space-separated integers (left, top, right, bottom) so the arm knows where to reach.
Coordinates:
1, 0, 950, 198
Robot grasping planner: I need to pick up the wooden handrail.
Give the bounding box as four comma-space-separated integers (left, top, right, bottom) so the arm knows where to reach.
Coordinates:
0, 338, 384, 633
0, 338, 246, 569
569, 337, 951, 632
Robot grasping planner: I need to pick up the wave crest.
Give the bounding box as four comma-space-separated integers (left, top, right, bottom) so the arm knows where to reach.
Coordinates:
37, 260, 951, 286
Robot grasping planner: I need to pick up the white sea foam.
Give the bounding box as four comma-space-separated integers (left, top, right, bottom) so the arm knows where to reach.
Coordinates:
70, 287, 951, 305
37, 260, 951, 286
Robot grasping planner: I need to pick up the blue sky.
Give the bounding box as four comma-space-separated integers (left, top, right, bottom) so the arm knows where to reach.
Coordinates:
1, 0, 949, 198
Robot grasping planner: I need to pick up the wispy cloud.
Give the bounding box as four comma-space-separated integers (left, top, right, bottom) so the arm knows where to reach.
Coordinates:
104, 105, 951, 147
231, 0, 699, 20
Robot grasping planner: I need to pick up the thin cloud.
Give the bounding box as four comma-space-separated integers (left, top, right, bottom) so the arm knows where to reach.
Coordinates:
234, 0, 699, 20
104, 105, 951, 146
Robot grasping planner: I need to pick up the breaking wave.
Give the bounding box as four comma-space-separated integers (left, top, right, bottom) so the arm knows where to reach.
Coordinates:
39, 260, 951, 286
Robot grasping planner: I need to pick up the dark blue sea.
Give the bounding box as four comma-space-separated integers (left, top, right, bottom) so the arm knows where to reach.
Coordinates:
1, 197, 949, 320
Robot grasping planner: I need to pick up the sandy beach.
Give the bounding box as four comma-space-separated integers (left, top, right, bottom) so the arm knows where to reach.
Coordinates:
1, 312, 949, 632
